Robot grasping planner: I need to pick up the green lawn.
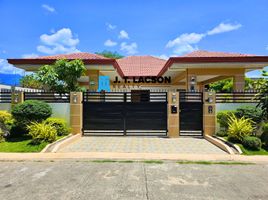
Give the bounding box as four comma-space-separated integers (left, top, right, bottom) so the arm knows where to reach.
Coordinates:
237, 144, 268, 155
220, 136, 268, 155
0, 135, 64, 153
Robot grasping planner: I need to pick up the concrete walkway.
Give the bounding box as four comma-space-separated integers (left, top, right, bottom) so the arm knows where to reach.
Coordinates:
59, 136, 226, 154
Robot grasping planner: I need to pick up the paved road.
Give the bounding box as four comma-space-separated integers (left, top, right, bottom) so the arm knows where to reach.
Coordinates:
0, 160, 268, 200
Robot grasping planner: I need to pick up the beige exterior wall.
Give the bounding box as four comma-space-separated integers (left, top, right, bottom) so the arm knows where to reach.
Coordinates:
70, 92, 83, 135
167, 92, 179, 138
203, 92, 216, 136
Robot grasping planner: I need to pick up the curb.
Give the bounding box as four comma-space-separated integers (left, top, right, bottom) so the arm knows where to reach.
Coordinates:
217, 136, 243, 154
204, 135, 234, 154
41, 134, 73, 153
50, 133, 81, 153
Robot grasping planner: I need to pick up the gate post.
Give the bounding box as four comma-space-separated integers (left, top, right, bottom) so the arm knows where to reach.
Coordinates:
203, 92, 216, 136
167, 91, 179, 138
70, 92, 83, 135
11, 90, 24, 108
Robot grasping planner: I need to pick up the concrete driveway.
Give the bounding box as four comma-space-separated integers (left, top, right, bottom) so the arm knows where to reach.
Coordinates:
0, 161, 268, 200
59, 136, 226, 154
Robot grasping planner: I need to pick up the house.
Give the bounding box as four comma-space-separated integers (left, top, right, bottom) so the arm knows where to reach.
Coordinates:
8, 50, 268, 92
7, 50, 268, 137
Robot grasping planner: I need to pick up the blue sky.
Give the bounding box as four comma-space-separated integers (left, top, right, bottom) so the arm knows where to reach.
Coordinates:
0, 0, 267, 77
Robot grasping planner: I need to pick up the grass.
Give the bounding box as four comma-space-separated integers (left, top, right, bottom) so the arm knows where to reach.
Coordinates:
142, 160, 164, 164
176, 160, 254, 165
237, 144, 268, 155
221, 136, 268, 156
0, 135, 64, 153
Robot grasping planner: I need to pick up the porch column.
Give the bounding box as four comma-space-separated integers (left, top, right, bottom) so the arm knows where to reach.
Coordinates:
233, 71, 245, 91
167, 92, 179, 138
203, 92, 216, 136
70, 92, 83, 135
87, 70, 99, 91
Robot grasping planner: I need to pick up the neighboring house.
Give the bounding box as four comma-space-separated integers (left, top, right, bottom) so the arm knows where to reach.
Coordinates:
7, 50, 268, 92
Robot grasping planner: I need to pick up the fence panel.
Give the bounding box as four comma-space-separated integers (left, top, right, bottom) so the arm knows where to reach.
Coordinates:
24, 92, 70, 103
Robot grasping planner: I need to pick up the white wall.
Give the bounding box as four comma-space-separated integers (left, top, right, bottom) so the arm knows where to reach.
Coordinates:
48, 103, 70, 125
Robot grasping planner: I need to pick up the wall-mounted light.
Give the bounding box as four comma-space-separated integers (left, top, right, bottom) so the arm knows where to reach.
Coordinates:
73, 93, 78, 103
206, 97, 213, 103
172, 92, 176, 103
190, 76, 196, 85
14, 93, 19, 103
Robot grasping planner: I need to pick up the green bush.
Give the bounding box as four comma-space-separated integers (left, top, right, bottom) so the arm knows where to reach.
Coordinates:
27, 121, 57, 143
227, 114, 254, 143
217, 110, 235, 130
242, 136, 262, 151
0, 128, 4, 142
235, 106, 263, 124
11, 100, 52, 130
0, 111, 14, 138
216, 130, 228, 137
260, 123, 268, 147
45, 118, 70, 136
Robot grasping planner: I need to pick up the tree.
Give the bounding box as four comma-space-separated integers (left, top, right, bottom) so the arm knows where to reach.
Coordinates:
36, 59, 86, 92
208, 77, 256, 92
96, 50, 124, 59
256, 71, 268, 120
20, 74, 43, 89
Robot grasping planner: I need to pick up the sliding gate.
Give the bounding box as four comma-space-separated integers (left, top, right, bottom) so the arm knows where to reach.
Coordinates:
179, 92, 203, 136
83, 92, 167, 136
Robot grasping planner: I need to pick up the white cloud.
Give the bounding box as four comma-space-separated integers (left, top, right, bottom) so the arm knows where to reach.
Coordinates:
119, 30, 129, 39
207, 23, 242, 35
166, 33, 204, 55
154, 54, 169, 60
120, 42, 138, 54
37, 28, 80, 54
166, 22, 242, 55
21, 53, 39, 58
0, 59, 24, 75
106, 23, 116, 30
42, 4, 55, 13
104, 39, 117, 47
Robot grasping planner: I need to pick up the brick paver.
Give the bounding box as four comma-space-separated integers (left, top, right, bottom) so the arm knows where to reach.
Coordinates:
59, 137, 226, 154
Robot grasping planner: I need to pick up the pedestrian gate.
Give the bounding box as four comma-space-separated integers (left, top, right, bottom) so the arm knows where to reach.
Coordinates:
179, 92, 203, 136
83, 92, 167, 136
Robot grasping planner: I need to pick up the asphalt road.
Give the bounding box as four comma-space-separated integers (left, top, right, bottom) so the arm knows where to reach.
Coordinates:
0, 160, 268, 200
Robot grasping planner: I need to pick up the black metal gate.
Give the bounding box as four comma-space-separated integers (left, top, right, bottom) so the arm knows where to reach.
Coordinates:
179, 92, 203, 136
83, 92, 167, 136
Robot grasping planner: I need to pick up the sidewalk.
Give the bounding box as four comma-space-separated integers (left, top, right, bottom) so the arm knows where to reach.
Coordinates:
1, 152, 268, 163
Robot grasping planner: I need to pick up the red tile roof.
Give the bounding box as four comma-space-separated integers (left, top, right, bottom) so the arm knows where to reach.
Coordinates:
182, 50, 256, 57
33, 52, 108, 60
116, 56, 166, 77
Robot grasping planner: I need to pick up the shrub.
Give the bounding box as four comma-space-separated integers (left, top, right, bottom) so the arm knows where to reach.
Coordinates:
235, 106, 263, 124
242, 136, 262, 151
45, 118, 70, 136
260, 123, 268, 147
27, 121, 57, 143
0, 111, 13, 138
0, 111, 13, 124
217, 110, 235, 130
0, 128, 4, 142
216, 130, 228, 137
11, 100, 52, 130
227, 114, 254, 143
